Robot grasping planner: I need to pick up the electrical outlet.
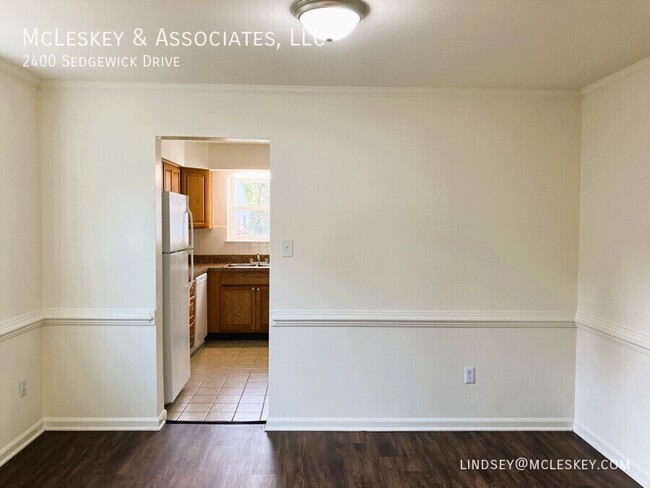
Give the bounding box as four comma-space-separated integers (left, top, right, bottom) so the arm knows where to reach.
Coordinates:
464, 367, 476, 384
19, 377, 27, 398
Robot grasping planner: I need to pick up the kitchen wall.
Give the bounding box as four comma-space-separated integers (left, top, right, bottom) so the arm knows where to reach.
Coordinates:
575, 59, 650, 487
209, 143, 270, 170
163, 140, 271, 255
160, 139, 186, 166
39, 83, 582, 430
0, 64, 44, 466
184, 142, 208, 168
193, 170, 270, 256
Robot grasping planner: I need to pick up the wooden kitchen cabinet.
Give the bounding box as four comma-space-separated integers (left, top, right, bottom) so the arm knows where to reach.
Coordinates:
162, 159, 181, 193
181, 167, 212, 229
220, 286, 256, 331
208, 269, 269, 333
256, 286, 269, 332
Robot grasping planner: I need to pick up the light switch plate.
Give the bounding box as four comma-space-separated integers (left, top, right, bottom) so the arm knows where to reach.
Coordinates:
282, 239, 294, 257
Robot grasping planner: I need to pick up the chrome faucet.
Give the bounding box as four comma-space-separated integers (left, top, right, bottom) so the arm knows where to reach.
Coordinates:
256, 253, 261, 264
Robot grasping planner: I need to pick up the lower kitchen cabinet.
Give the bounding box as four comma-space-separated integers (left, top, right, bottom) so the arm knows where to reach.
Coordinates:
208, 269, 269, 333
220, 285, 256, 331
256, 286, 269, 332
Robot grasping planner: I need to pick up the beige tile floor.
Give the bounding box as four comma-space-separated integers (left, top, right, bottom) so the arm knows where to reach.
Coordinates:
165, 340, 269, 422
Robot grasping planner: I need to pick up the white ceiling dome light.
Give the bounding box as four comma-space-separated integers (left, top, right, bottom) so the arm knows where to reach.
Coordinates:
291, 0, 370, 42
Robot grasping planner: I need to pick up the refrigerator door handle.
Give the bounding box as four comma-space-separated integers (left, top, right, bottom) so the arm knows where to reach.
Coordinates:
188, 208, 195, 288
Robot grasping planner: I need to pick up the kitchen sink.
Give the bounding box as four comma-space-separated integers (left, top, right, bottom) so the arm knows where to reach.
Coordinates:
225, 262, 270, 268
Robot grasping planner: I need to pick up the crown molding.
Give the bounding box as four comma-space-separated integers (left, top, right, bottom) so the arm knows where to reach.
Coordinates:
40, 79, 581, 100
271, 310, 576, 328
575, 311, 650, 355
0, 57, 42, 85
582, 56, 650, 95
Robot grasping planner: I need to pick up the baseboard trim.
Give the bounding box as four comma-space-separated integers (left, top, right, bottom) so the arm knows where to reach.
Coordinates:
265, 417, 574, 432
574, 420, 649, 488
0, 419, 45, 468
272, 310, 576, 328
158, 409, 167, 429
576, 312, 649, 355
44, 413, 166, 431
0, 310, 44, 342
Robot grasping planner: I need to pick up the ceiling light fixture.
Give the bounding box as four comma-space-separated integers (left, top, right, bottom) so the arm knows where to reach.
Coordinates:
291, 0, 370, 43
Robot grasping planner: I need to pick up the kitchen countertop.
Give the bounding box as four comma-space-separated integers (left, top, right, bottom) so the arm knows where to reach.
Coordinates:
193, 262, 269, 279
193, 263, 220, 279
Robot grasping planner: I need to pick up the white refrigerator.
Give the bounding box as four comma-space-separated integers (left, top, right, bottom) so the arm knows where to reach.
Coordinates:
162, 191, 194, 404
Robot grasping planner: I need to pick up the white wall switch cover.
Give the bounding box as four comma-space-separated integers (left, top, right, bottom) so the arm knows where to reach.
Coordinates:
282, 239, 294, 257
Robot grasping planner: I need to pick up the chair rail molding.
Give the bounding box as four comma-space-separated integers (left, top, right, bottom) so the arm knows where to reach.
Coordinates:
575, 311, 650, 355
0, 310, 45, 342
0, 308, 156, 341
43, 308, 156, 327
272, 310, 576, 328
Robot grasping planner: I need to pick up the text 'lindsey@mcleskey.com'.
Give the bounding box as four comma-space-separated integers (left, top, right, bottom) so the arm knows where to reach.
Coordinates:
459, 458, 630, 472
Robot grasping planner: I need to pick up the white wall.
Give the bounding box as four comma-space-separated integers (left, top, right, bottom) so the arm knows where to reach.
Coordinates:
0, 66, 44, 465
271, 326, 575, 428
42, 325, 159, 428
38, 83, 581, 428
39, 85, 160, 427
575, 60, 650, 486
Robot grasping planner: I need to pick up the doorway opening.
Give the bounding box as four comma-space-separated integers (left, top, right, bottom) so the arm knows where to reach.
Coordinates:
156, 136, 271, 424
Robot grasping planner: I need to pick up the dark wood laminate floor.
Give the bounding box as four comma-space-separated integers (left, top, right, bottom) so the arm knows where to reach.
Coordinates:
0, 426, 639, 487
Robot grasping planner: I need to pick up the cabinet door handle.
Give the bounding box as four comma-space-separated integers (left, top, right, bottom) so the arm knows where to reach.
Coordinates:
251, 288, 255, 291
256, 288, 260, 291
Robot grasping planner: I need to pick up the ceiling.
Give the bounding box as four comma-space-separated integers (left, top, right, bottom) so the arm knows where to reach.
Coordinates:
2, 0, 650, 89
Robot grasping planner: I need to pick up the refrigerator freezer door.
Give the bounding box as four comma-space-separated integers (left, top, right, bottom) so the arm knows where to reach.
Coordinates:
162, 191, 190, 253
163, 250, 191, 404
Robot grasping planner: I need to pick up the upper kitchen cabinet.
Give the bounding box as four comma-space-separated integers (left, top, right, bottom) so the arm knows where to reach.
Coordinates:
162, 159, 181, 193
181, 167, 213, 229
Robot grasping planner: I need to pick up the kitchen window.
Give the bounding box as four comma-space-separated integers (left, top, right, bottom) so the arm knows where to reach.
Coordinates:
226, 171, 270, 242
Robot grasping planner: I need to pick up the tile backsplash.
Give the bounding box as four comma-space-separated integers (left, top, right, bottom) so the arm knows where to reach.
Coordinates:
194, 226, 270, 255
